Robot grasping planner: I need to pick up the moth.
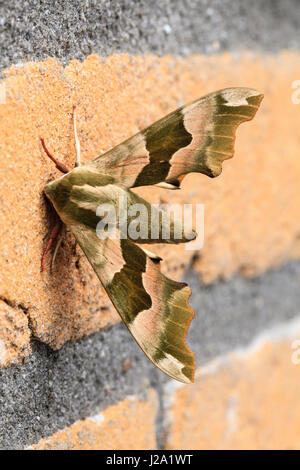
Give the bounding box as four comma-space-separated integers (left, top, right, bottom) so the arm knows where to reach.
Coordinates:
41, 88, 263, 384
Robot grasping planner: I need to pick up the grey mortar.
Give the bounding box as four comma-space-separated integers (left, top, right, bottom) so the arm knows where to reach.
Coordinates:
0, 0, 299, 72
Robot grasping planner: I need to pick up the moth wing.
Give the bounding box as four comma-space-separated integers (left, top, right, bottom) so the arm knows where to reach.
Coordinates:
70, 223, 195, 383
67, 182, 196, 245
87, 87, 263, 188
44, 176, 195, 382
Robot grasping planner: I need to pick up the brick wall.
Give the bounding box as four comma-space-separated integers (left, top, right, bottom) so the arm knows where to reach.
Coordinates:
0, 0, 300, 450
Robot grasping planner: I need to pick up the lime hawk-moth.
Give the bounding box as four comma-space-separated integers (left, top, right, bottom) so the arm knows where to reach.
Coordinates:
41, 88, 263, 384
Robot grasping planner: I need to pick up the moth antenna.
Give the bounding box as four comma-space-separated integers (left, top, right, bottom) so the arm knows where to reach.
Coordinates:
40, 138, 70, 174
51, 226, 65, 271
73, 106, 81, 167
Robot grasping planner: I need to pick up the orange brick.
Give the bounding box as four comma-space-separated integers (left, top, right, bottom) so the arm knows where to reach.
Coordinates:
0, 300, 31, 366
0, 52, 299, 351
30, 390, 158, 450
163, 320, 300, 450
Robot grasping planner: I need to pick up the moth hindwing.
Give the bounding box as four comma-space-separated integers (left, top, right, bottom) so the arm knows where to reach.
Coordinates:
44, 87, 263, 383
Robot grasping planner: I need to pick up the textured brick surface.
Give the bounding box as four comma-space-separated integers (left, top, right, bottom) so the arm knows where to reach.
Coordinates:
30, 390, 158, 450
0, 52, 299, 354
163, 321, 300, 450
0, 300, 30, 367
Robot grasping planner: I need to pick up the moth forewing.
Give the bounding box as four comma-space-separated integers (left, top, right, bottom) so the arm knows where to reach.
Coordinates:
88, 87, 263, 187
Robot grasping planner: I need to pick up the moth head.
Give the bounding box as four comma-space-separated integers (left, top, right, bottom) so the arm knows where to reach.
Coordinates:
44, 167, 116, 218
44, 174, 71, 214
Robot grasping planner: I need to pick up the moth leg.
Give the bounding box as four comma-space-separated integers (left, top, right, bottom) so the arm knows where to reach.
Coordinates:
40, 138, 70, 174
73, 106, 81, 167
51, 225, 65, 271
41, 220, 63, 272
